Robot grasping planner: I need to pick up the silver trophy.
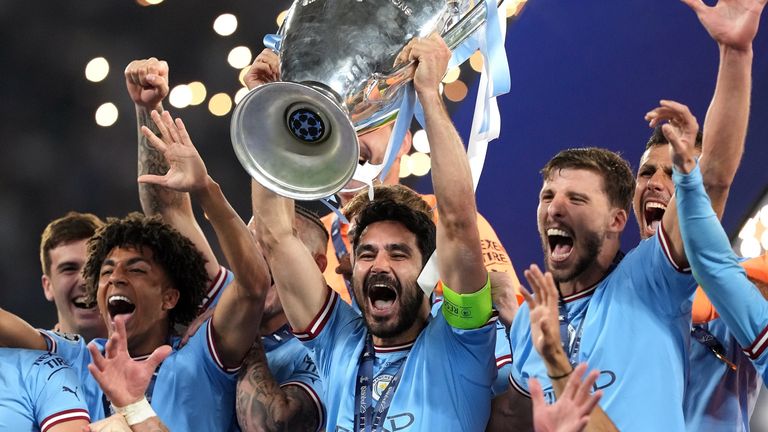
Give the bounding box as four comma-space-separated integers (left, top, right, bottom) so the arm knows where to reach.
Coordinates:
232, 0, 500, 200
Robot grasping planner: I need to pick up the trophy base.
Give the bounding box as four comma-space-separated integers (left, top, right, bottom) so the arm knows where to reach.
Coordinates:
231, 81, 359, 200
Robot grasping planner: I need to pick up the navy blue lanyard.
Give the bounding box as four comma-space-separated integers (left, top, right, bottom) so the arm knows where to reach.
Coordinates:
558, 297, 588, 367
331, 215, 360, 312
692, 324, 737, 371
353, 337, 407, 432
262, 324, 294, 351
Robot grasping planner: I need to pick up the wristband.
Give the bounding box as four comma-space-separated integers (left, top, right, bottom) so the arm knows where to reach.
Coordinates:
441, 274, 492, 329
113, 397, 156, 426
547, 368, 574, 380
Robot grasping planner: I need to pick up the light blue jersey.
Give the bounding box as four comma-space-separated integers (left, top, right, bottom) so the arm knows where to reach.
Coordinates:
263, 325, 325, 428
684, 319, 760, 432
298, 289, 497, 432
675, 165, 768, 383
199, 265, 235, 310
509, 229, 698, 431
0, 348, 90, 432
432, 297, 512, 396
40, 317, 239, 430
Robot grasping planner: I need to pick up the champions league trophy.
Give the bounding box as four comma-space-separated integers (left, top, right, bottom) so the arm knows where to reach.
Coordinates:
231, 0, 498, 200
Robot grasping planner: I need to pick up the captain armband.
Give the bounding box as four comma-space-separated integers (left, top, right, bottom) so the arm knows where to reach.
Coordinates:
441, 274, 493, 329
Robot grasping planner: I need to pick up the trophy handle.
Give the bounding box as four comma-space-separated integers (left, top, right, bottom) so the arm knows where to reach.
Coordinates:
363, 0, 506, 103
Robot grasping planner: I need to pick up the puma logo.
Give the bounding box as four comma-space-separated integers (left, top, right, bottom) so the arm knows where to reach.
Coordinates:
62, 386, 79, 400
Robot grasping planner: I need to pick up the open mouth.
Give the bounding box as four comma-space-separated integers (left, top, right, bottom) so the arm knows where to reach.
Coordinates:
72, 295, 97, 310
365, 274, 399, 313
643, 201, 666, 234
107, 295, 136, 319
547, 228, 573, 262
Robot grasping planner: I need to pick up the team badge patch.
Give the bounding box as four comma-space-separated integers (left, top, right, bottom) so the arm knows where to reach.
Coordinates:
372, 374, 393, 402
52, 331, 81, 343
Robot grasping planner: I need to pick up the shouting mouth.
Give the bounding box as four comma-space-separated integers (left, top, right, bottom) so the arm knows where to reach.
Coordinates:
547, 228, 573, 262
365, 274, 400, 317
643, 201, 667, 235
107, 295, 136, 321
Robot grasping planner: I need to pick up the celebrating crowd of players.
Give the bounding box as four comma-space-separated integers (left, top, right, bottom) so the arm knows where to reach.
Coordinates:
2, 0, 768, 431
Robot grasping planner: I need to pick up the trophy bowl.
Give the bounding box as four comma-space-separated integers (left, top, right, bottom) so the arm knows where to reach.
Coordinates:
232, 0, 493, 200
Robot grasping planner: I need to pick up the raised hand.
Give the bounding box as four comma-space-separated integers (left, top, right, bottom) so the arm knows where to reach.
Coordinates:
124, 58, 169, 110
138, 111, 209, 192
396, 33, 451, 98
681, 0, 766, 51
87, 315, 171, 407
645, 100, 700, 174
245, 49, 280, 90
530, 363, 603, 432
520, 264, 564, 363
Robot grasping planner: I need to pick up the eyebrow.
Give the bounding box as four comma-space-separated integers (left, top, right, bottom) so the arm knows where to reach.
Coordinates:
102, 257, 150, 267
55, 260, 81, 271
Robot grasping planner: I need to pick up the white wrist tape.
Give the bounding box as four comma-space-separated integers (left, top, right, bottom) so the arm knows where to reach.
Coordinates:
113, 397, 156, 426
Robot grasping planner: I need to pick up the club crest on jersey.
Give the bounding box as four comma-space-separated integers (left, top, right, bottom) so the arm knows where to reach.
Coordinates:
373, 374, 393, 402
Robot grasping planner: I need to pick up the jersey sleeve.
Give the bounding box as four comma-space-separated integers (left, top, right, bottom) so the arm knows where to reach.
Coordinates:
675, 164, 768, 363
198, 266, 234, 311
493, 320, 513, 396
281, 351, 325, 432
38, 330, 91, 377
27, 352, 90, 432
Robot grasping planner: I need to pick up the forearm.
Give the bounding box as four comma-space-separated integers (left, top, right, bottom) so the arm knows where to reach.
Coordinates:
0, 308, 46, 350
420, 91, 485, 293
676, 165, 768, 348
700, 46, 752, 216
195, 177, 268, 299
136, 105, 220, 278
130, 418, 169, 432
236, 342, 319, 432
252, 180, 327, 330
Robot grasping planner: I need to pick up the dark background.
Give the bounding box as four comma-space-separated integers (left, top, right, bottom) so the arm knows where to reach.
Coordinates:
1, 1, 767, 426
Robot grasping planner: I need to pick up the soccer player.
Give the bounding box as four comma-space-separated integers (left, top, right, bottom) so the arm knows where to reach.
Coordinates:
0, 111, 272, 429
234, 207, 327, 432
668, 100, 768, 383
631, 1, 767, 429
126, 57, 326, 432
0, 347, 90, 432
252, 34, 498, 430
40, 212, 107, 341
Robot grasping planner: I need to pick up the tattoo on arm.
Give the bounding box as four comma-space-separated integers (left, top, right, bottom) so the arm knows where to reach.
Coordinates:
236, 341, 320, 432
136, 106, 183, 214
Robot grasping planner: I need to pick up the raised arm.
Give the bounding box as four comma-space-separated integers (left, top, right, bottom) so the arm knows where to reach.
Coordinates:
403, 34, 486, 294
0, 308, 46, 350
520, 265, 618, 432
125, 58, 220, 280
138, 111, 270, 368
251, 180, 328, 332
647, 0, 766, 264
668, 111, 768, 362
236, 340, 322, 432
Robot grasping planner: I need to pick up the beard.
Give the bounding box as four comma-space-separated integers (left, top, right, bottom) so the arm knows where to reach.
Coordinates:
354, 272, 425, 340
541, 229, 603, 284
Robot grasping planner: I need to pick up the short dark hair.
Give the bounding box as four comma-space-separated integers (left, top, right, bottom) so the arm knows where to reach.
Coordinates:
350, 199, 436, 266
83, 213, 208, 328
541, 147, 635, 212
40, 212, 104, 275
343, 184, 433, 221
645, 125, 703, 150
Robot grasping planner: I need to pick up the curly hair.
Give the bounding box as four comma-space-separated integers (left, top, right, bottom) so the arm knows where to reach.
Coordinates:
541, 147, 635, 213
83, 212, 208, 327
350, 199, 436, 267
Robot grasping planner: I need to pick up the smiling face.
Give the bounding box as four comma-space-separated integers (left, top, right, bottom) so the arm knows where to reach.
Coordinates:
352, 220, 427, 340
96, 246, 179, 353
42, 239, 106, 340
538, 169, 619, 283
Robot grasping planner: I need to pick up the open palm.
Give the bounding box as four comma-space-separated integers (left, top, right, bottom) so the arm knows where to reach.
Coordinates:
138, 110, 209, 192
682, 0, 766, 50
